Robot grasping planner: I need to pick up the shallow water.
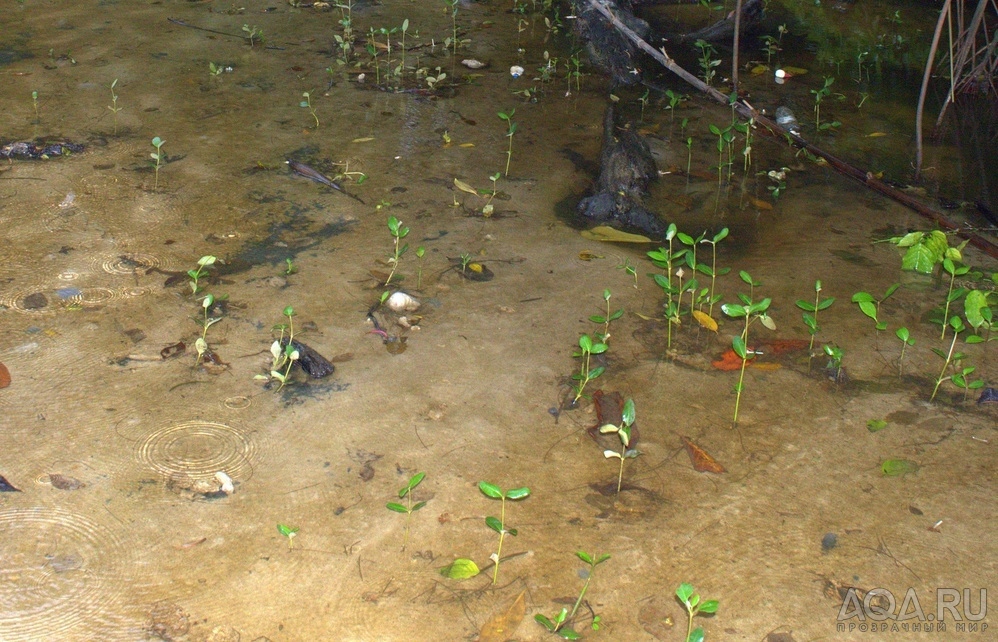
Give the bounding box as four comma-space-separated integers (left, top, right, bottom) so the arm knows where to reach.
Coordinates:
1, 1, 995, 641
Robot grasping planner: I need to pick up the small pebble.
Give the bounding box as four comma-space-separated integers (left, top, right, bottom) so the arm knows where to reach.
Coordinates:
821, 532, 838, 552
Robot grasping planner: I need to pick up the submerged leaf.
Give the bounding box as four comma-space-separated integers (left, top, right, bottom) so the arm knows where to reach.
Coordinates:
692, 310, 718, 331
881, 459, 919, 476
480, 591, 526, 642
440, 558, 480, 579
580, 226, 653, 243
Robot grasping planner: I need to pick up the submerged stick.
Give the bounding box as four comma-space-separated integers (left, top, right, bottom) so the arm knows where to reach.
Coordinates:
587, 0, 998, 260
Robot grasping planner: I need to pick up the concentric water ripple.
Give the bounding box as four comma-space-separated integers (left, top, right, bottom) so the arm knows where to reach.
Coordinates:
138, 420, 257, 482
0, 507, 129, 641
94, 253, 162, 275
0, 286, 58, 314
67, 287, 120, 307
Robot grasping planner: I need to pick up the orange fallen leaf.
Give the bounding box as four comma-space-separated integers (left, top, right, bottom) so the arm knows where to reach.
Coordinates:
681, 436, 726, 473
749, 197, 773, 211
692, 310, 718, 332
479, 590, 526, 642
0, 362, 9, 389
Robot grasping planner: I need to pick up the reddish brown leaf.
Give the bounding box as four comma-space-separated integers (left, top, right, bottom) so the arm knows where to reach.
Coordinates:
681, 436, 726, 473
0, 362, 9, 389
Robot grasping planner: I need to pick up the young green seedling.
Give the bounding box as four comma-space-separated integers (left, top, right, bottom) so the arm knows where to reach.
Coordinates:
277, 523, 299, 550
284, 257, 297, 275
478, 481, 530, 585
721, 271, 774, 427
535, 551, 611, 639
796, 280, 835, 371
31, 91, 39, 123
386, 471, 427, 551
445, 0, 460, 55
939, 257, 970, 340
300, 91, 319, 129
498, 109, 517, 177
242, 24, 263, 47
414, 246, 425, 289
930, 315, 974, 402
150, 136, 166, 190
676, 582, 719, 642
852, 284, 899, 347
384, 215, 410, 285
599, 398, 639, 494
698, 227, 729, 318
647, 224, 683, 349
589, 289, 623, 344
894, 327, 914, 377
107, 79, 122, 135
187, 255, 216, 295
195, 293, 222, 366
254, 306, 299, 390
822, 343, 845, 383
571, 333, 607, 403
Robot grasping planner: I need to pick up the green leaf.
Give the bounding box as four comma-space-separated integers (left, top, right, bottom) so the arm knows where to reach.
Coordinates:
485, 516, 503, 533
902, 243, 938, 274
588, 366, 606, 378
895, 327, 911, 343
867, 419, 888, 433
676, 583, 695, 602
621, 398, 636, 426
688, 627, 705, 642
506, 487, 531, 500
407, 471, 426, 490
856, 300, 878, 321
386, 502, 408, 513
817, 297, 835, 310
964, 289, 989, 329
534, 614, 555, 631
721, 303, 746, 318
590, 342, 608, 355
440, 558, 479, 579
559, 628, 582, 640
732, 335, 747, 359
589, 314, 607, 324
699, 599, 719, 614
796, 299, 816, 312
578, 334, 593, 352
478, 481, 503, 499
576, 551, 594, 564
881, 459, 919, 476
277, 523, 298, 537
411, 501, 427, 512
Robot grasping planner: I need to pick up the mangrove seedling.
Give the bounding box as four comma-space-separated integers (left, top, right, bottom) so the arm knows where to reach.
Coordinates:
616, 257, 638, 288
664, 89, 683, 125
676, 582, 719, 642
209, 62, 225, 78
599, 398, 639, 494
254, 306, 299, 390
386, 471, 427, 551
414, 246, 425, 289
194, 293, 222, 366
939, 257, 970, 340
721, 272, 774, 426
590, 289, 623, 344
698, 227, 729, 318
31, 90, 39, 123
150, 137, 166, 190
478, 481, 530, 585
952, 366, 984, 402
822, 343, 845, 383
811, 76, 843, 132
694, 39, 720, 86
571, 333, 607, 403
445, 0, 460, 55
796, 280, 835, 371
384, 215, 410, 285
498, 109, 517, 177
535, 551, 611, 639
277, 523, 299, 550
894, 327, 914, 377
107, 79, 121, 135
187, 255, 216, 295
930, 315, 973, 402
852, 284, 898, 346
300, 91, 319, 129
242, 24, 263, 47
284, 257, 297, 275
647, 224, 683, 349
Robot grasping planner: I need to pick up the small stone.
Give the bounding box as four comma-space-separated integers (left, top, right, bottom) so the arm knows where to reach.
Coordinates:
22, 292, 48, 309
821, 532, 838, 552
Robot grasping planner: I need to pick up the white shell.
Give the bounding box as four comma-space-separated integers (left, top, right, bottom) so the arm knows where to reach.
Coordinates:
386, 291, 420, 313
462, 59, 486, 69
509, 65, 524, 79
215, 471, 235, 494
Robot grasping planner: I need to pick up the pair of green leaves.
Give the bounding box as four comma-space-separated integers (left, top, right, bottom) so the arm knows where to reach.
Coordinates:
386, 472, 426, 515
600, 398, 637, 455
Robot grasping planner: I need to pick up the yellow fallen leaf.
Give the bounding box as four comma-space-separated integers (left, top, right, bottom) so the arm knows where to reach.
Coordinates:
634, 312, 658, 321
865, 132, 887, 138
458, 142, 475, 147
750, 197, 773, 211
750, 65, 769, 75
578, 250, 604, 261
479, 591, 526, 642
580, 225, 653, 243
692, 310, 718, 332
351, 137, 375, 143
782, 66, 808, 75
453, 178, 479, 195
